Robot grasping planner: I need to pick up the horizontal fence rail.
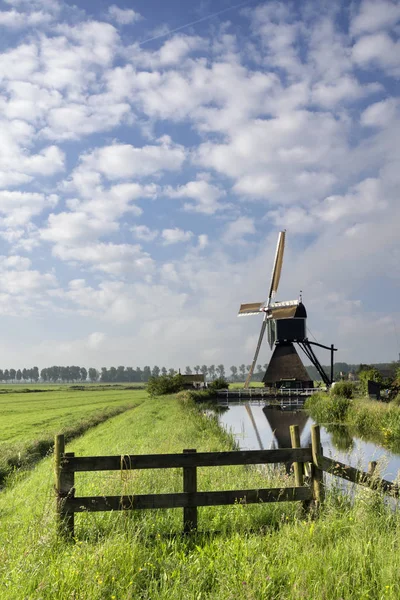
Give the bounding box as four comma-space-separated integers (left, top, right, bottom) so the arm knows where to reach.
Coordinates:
63, 448, 312, 472
54, 424, 398, 539
66, 487, 313, 513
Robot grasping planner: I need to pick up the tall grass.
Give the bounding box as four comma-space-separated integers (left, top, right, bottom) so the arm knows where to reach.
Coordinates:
306, 393, 400, 452
1, 395, 400, 598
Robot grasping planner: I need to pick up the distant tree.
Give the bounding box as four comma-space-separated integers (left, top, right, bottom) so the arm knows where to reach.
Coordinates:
263, 364, 268, 371
32, 367, 39, 382
239, 364, 246, 379
193, 365, 200, 374
151, 366, 160, 378
80, 367, 87, 382
200, 365, 208, 379
257, 364, 263, 374
161, 367, 167, 376
0, 369, 3, 381
230, 366, 238, 381
22, 368, 28, 381
88, 368, 98, 382
107, 366, 116, 382
100, 367, 110, 382
9, 368, 16, 382
185, 366, 192, 375
142, 366, 151, 382
4, 369, 9, 382
116, 366, 126, 381
208, 365, 216, 380
168, 368, 177, 376
216, 364, 225, 378
16, 369, 22, 382
126, 367, 134, 382
135, 367, 142, 381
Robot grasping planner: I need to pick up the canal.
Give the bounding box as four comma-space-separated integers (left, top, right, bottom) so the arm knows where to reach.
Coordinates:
217, 402, 400, 483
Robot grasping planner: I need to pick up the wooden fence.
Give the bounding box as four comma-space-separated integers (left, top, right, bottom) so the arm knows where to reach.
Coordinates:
54, 425, 400, 538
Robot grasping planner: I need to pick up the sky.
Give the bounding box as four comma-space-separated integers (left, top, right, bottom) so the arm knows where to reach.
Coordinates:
0, 0, 399, 370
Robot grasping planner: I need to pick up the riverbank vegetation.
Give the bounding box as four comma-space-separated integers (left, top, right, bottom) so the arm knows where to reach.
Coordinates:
1, 392, 400, 598
306, 392, 400, 451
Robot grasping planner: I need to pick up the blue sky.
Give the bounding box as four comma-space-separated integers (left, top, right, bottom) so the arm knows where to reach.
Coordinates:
0, 0, 399, 370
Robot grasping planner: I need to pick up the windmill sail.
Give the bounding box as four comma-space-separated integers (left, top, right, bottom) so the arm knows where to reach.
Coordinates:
244, 319, 267, 388
268, 231, 285, 301
238, 302, 264, 316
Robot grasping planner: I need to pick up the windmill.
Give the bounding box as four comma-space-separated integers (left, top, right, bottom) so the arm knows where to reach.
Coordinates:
238, 231, 336, 389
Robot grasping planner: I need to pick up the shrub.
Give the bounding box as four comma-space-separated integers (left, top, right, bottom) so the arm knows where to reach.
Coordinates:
147, 374, 185, 397
208, 377, 229, 391
331, 381, 354, 399
305, 393, 351, 422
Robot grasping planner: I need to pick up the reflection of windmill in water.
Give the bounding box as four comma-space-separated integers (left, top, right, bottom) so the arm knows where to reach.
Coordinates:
238, 231, 337, 389
263, 408, 310, 450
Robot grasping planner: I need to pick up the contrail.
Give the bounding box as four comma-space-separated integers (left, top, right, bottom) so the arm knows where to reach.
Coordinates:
139, 0, 255, 46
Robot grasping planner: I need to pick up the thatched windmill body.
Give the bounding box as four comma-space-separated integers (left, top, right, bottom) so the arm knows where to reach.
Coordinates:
238, 232, 336, 389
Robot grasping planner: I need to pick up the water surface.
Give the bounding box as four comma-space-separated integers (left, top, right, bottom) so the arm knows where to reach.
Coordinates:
217, 402, 400, 483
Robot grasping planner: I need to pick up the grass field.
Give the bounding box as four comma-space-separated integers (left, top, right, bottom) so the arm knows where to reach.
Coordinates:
1, 392, 400, 599
0, 386, 146, 483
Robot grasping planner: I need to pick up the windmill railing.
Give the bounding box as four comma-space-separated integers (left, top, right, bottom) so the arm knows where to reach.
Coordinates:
216, 387, 325, 402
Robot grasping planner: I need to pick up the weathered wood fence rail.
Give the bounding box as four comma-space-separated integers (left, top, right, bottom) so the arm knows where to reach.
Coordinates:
54, 425, 399, 538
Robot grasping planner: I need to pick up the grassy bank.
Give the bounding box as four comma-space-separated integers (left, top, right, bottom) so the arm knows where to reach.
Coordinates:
0, 387, 146, 484
306, 393, 400, 451
1, 394, 400, 598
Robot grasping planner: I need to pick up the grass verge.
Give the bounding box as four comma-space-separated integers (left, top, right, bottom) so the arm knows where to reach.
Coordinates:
1, 395, 400, 598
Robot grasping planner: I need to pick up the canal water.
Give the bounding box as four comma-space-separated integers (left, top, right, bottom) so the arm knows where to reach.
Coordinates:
217, 402, 400, 483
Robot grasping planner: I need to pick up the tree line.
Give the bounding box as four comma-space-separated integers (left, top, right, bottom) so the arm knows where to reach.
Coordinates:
0, 364, 267, 383
0, 361, 396, 384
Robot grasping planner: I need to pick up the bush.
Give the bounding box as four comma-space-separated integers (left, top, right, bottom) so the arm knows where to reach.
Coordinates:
331, 381, 354, 399
147, 374, 185, 397
208, 377, 229, 391
305, 393, 351, 422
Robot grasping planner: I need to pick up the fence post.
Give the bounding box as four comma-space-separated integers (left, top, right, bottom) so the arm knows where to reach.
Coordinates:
54, 434, 75, 539
290, 425, 304, 487
183, 449, 197, 533
310, 425, 325, 510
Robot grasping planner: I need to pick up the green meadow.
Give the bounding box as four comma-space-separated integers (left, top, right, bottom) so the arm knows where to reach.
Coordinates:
0, 392, 400, 599
0, 386, 145, 483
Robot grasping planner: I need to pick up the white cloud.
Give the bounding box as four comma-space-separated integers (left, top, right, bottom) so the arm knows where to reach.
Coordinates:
131, 225, 159, 242
0, 191, 58, 226
353, 32, 400, 75
162, 228, 193, 245
223, 217, 255, 244
43, 100, 131, 140
0, 8, 53, 28
164, 179, 227, 214
52, 242, 154, 275
87, 331, 105, 349
108, 5, 141, 25
78, 138, 186, 180
360, 98, 398, 127
351, 0, 400, 35
198, 234, 208, 250
40, 211, 116, 244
